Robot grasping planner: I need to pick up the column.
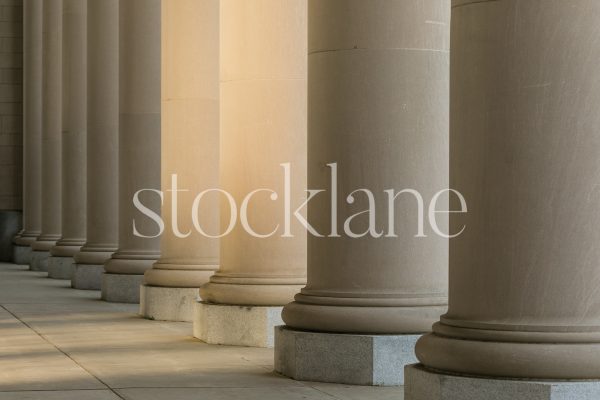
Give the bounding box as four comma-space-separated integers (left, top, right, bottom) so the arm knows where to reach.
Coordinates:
102, 0, 161, 304
48, 0, 87, 280
193, 0, 307, 348
406, 1, 600, 398
72, 0, 119, 290
275, 0, 450, 385
140, 0, 218, 322
14, 0, 43, 265
30, 0, 62, 272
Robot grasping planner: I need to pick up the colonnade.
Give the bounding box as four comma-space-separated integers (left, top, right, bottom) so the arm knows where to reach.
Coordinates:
14, 0, 600, 396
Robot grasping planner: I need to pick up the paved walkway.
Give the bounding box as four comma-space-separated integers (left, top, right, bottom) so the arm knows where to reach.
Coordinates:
0, 263, 403, 400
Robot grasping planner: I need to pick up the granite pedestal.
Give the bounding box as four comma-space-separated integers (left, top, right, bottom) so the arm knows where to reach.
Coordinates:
194, 302, 283, 348
275, 326, 419, 385
140, 285, 198, 322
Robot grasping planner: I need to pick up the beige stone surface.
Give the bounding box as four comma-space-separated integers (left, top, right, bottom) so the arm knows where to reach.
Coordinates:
141, 0, 219, 317
0, 262, 402, 399
282, 0, 450, 334
15, 0, 42, 247
73, 0, 119, 267
416, 0, 600, 380
104, 0, 161, 278
50, 0, 87, 259
199, 0, 308, 307
32, 0, 62, 253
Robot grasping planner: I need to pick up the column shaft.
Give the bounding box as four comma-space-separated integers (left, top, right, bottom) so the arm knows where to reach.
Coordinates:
72, 0, 119, 268
15, 0, 43, 250
416, 0, 600, 381
140, 0, 219, 321
50, 0, 87, 261
198, 0, 307, 307
275, 0, 449, 385
282, 0, 449, 334
102, 0, 161, 303
30, 0, 62, 271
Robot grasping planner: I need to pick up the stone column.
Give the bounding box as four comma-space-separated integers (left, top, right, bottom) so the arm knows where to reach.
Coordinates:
140, 0, 218, 322
30, 0, 62, 272
275, 0, 450, 385
102, 0, 161, 304
406, 1, 600, 398
193, 0, 307, 348
72, 0, 119, 290
14, 0, 43, 265
48, 0, 87, 280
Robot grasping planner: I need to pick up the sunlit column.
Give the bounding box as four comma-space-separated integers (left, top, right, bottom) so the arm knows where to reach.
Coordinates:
193, 0, 307, 347
102, 0, 161, 303
47, 0, 87, 280
72, 0, 119, 290
407, 1, 600, 398
14, 0, 43, 265
140, 0, 219, 322
276, 0, 450, 385
30, 0, 62, 272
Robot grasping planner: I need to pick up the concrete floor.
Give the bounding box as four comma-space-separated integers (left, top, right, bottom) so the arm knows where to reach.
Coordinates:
0, 263, 404, 400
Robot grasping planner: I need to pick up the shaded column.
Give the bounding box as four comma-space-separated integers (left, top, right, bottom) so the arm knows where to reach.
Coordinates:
407, 1, 600, 398
193, 0, 307, 347
30, 0, 62, 272
102, 0, 161, 304
48, 0, 87, 280
14, 0, 43, 265
275, 0, 450, 385
72, 0, 119, 290
140, 0, 218, 322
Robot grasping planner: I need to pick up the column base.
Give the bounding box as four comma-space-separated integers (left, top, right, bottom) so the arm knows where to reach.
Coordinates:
30, 250, 50, 272
404, 364, 600, 400
140, 284, 199, 322
274, 326, 418, 385
193, 302, 283, 348
13, 245, 32, 265
71, 264, 104, 290
101, 273, 143, 303
47, 256, 75, 279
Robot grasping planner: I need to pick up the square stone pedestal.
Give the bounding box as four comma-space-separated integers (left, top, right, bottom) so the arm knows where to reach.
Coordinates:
193, 302, 283, 348
404, 364, 600, 400
101, 273, 143, 303
72, 264, 104, 290
13, 245, 32, 265
47, 256, 75, 279
274, 326, 419, 386
30, 250, 50, 272
140, 285, 199, 322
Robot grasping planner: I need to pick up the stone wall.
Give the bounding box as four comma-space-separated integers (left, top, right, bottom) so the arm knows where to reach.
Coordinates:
0, 0, 22, 212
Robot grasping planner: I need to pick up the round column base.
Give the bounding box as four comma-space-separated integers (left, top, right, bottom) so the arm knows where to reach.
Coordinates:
47, 256, 75, 279
71, 264, 104, 290
104, 255, 158, 275
199, 281, 303, 306
283, 301, 446, 334
73, 249, 113, 265
101, 273, 143, 303
30, 250, 50, 272
416, 328, 600, 379
50, 244, 83, 258
13, 245, 33, 265
139, 284, 199, 322
193, 301, 283, 348
275, 326, 418, 386
404, 364, 600, 400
